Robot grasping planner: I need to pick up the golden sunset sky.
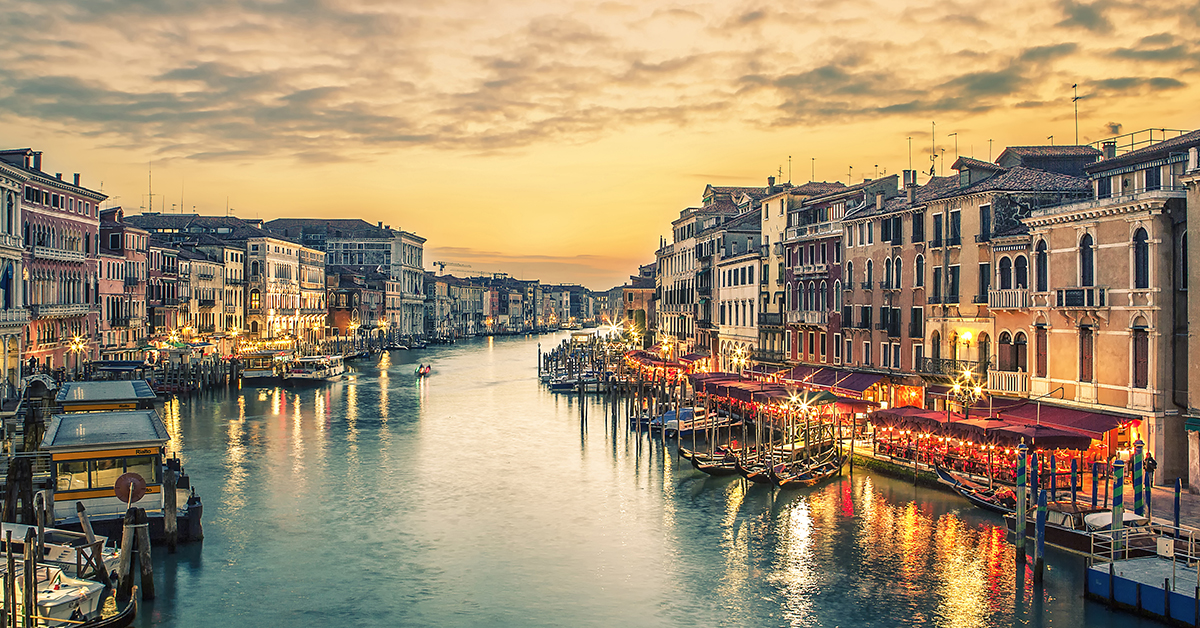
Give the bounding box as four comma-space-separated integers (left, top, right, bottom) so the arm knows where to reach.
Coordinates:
0, 0, 1196, 289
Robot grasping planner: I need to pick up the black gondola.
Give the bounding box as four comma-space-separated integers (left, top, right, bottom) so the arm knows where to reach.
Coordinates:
935, 467, 1015, 514
84, 591, 138, 628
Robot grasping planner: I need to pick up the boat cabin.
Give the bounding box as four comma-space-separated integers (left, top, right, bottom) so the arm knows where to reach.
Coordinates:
240, 350, 293, 379
55, 380, 158, 413
41, 410, 170, 522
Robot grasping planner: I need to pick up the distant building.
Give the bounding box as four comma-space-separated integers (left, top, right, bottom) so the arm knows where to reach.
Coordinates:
99, 208, 149, 361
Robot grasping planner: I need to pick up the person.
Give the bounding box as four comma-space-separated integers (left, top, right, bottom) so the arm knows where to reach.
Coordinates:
1145, 451, 1157, 481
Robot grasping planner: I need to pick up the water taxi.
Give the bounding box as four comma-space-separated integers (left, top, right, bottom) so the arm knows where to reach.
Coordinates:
1, 562, 106, 626
284, 355, 346, 385
0, 522, 120, 580
239, 350, 293, 384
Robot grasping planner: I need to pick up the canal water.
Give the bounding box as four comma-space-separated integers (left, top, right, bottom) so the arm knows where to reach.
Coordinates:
136, 333, 1153, 627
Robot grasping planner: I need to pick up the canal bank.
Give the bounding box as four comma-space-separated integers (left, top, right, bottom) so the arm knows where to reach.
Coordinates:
136, 333, 1158, 627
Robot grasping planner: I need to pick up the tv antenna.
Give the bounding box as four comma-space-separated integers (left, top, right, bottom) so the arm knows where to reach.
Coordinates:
1072, 84, 1086, 144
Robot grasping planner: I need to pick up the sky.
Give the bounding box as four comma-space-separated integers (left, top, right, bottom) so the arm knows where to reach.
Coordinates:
0, 0, 1197, 290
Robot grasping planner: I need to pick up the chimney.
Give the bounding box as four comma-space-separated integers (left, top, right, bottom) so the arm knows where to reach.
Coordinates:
1189, 147, 1199, 173
1102, 141, 1117, 160
55, 173, 62, 180
903, 169, 917, 187
767, 176, 775, 187
73, 173, 80, 186
32, 152, 41, 171
378, 221, 383, 228
907, 186, 915, 204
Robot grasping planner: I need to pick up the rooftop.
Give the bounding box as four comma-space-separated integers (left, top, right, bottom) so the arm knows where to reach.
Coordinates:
41, 410, 170, 451
1085, 128, 1200, 173
56, 380, 157, 405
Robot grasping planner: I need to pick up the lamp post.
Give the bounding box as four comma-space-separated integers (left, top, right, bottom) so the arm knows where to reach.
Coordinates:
68, 335, 86, 381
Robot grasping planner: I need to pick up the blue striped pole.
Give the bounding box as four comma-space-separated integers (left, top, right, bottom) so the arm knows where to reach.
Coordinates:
1175, 477, 1182, 534
1049, 453, 1057, 501
1015, 443, 1028, 561
1034, 488, 1048, 582
1133, 440, 1144, 516
1112, 459, 1125, 553
1070, 457, 1078, 505
1091, 461, 1099, 508
1030, 451, 1039, 503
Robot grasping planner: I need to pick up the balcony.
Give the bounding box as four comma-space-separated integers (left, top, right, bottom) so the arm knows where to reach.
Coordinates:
948, 235, 962, 246
199, 299, 217, 308
110, 317, 130, 328
198, 324, 216, 333
988, 370, 1030, 396
30, 303, 90, 318
32, 246, 85, 263
124, 276, 141, 287
225, 305, 238, 314
943, 294, 960, 304
795, 263, 829, 277
1033, 186, 1185, 218
785, 222, 838, 241
917, 357, 988, 377
0, 308, 29, 328
226, 276, 245, 285
0, 234, 20, 250
751, 348, 788, 364
787, 310, 827, 326
696, 319, 716, 330
927, 295, 942, 304
988, 289, 1030, 310
197, 272, 215, 281
758, 312, 783, 328
1055, 287, 1107, 308
931, 238, 943, 247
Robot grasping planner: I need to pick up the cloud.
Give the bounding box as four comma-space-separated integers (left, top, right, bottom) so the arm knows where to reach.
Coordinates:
1085, 76, 1186, 94
1056, 0, 1114, 32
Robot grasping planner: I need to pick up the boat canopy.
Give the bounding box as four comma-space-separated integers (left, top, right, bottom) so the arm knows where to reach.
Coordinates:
41, 410, 170, 452
56, 381, 158, 412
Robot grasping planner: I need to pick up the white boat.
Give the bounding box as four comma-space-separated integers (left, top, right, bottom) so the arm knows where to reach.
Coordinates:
3, 562, 106, 626
1, 523, 119, 580
284, 355, 346, 384
239, 350, 293, 384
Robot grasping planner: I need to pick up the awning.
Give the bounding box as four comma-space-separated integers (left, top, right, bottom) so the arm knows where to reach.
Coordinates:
679, 352, 708, 364
990, 422, 1094, 450
989, 401, 1134, 440
832, 372, 883, 396
1187, 416, 1200, 432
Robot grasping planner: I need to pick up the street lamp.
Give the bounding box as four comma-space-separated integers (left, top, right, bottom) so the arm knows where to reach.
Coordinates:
68, 335, 86, 381
950, 367, 985, 423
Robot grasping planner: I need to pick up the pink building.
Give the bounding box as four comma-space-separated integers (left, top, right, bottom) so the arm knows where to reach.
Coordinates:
0, 149, 103, 375
99, 208, 148, 361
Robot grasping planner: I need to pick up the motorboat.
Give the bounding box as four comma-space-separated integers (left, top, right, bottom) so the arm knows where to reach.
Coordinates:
284, 355, 346, 385
0, 523, 119, 581
2, 562, 106, 626
1004, 502, 1145, 554
239, 350, 292, 384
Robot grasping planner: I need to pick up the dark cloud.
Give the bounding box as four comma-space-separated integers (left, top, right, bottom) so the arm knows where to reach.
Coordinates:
1085, 76, 1186, 94
1055, 0, 1114, 32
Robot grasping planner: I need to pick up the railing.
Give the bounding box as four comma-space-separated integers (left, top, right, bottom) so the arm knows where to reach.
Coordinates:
917, 357, 988, 377
943, 294, 960, 304
988, 370, 1030, 396
1036, 186, 1186, 217
785, 222, 838, 241
787, 310, 827, 325
30, 303, 90, 318
225, 305, 238, 314
758, 312, 783, 327
752, 349, 788, 364
31, 246, 84, 263
109, 317, 130, 328
198, 324, 216, 333
927, 295, 942, 304
124, 276, 140, 286
795, 263, 829, 276
198, 299, 217, 308
197, 272, 215, 281
226, 276, 245, 285
0, 308, 29, 327
931, 237, 943, 247
887, 322, 901, 338
1056, 287, 1107, 308
0, 234, 20, 249
988, 289, 1030, 310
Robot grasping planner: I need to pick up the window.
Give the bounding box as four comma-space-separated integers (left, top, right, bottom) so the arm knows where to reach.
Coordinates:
833, 281, 842, 309
1080, 233, 1094, 287
1145, 167, 1161, 191
930, 330, 941, 361
881, 343, 890, 367
893, 343, 901, 369
1180, 232, 1189, 291
863, 341, 872, 366
912, 212, 925, 242
949, 265, 960, 300
1132, 328, 1149, 388
846, 261, 854, 286
866, 260, 873, 284
979, 263, 990, 298
844, 338, 852, 363
884, 258, 892, 288
867, 222, 874, 244
1036, 240, 1048, 292
979, 205, 991, 242
894, 258, 903, 289
1014, 331, 1028, 373
949, 210, 961, 244
932, 214, 943, 245
1015, 256, 1028, 289
1097, 177, 1112, 199
932, 266, 942, 300
892, 216, 903, 244
1133, 228, 1149, 289
998, 257, 1012, 290
250, 289, 261, 310
1079, 326, 1094, 382
858, 223, 865, 246
915, 255, 924, 287
820, 332, 827, 360
834, 333, 842, 363
748, 265, 755, 285
834, 242, 841, 263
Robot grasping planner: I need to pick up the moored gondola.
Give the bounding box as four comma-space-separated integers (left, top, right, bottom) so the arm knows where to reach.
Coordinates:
84, 591, 138, 628
935, 467, 1015, 514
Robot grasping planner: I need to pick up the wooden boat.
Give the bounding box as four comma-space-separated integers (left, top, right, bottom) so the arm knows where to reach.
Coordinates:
1004, 503, 1148, 555
935, 467, 1015, 515
771, 449, 844, 489
239, 350, 292, 384
84, 592, 138, 628
0, 523, 119, 580
283, 355, 345, 385
692, 449, 740, 476
547, 377, 577, 392
734, 456, 775, 484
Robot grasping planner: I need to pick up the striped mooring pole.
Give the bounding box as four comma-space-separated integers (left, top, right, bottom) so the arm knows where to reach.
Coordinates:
1132, 439, 1144, 517
1112, 459, 1125, 553
1034, 488, 1048, 583
1015, 442, 1028, 562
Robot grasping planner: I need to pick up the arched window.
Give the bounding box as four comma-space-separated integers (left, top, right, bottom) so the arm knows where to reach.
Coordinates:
1133, 228, 1149, 289
930, 330, 941, 361
846, 261, 854, 286
894, 257, 903, 289
977, 332, 990, 368
915, 255, 924, 287
833, 281, 842, 310
808, 282, 817, 311
1132, 323, 1149, 388
250, 320, 259, 333
866, 260, 873, 284
1080, 233, 1094, 287
884, 258, 893, 288
249, 289, 261, 310
785, 283, 792, 310
1036, 240, 1048, 292
251, 261, 260, 278
802, 285, 809, 311
1014, 331, 1028, 373
998, 332, 1013, 370
819, 281, 827, 311
1015, 255, 1028, 289
998, 257, 1012, 290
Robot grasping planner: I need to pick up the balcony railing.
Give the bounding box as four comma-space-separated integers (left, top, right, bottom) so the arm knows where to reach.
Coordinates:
785, 222, 838, 241
0, 234, 20, 250
110, 317, 130, 328
928, 295, 942, 304
225, 305, 238, 313
972, 294, 987, 304
751, 349, 788, 364
943, 294, 960, 304
198, 299, 217, 308
758, 312, 783, 327
30, 303, 90, 318
32, 246, 85, 263
916, 357, 989, 377
0, 308, 29, 327
795, 263, 829, 276
124, 276, 141, 286
948, 235, 962, 246
197, 272, 216, 281
787, 310, 827, 325
988, 289, 1030, 310
988, 370, 1030, 396
1055, 287, 1107, 308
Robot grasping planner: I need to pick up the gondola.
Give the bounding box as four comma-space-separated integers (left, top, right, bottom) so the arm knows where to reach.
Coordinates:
935, 467, 1015, 515
734, 456, 775, 484
771, 449, 844, 489
694, 452, 740, 476
84, 590, 138, 628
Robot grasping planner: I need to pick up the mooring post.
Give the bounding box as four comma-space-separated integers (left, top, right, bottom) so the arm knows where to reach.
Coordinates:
1015, 443, 1027, 563
134, 508, 155, 600
1112, 459, 1125, 555
4, 530, 12, 628
164, 466, 178, 553
76, 502, 111, 586
1133, 439, 1145, 517
1034, 488, 1047, 583
22, 528, 33, 628
117, 508, 137, 601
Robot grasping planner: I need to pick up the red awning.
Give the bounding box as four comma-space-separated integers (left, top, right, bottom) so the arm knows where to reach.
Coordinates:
832, 372, 883, 397
990, 401, 1133, 439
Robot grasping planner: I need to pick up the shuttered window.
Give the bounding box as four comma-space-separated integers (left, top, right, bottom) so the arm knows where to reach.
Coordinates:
1035, 326, 1047, 377
1079, 327, 1094, 382
1132, 329, 1149, 389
